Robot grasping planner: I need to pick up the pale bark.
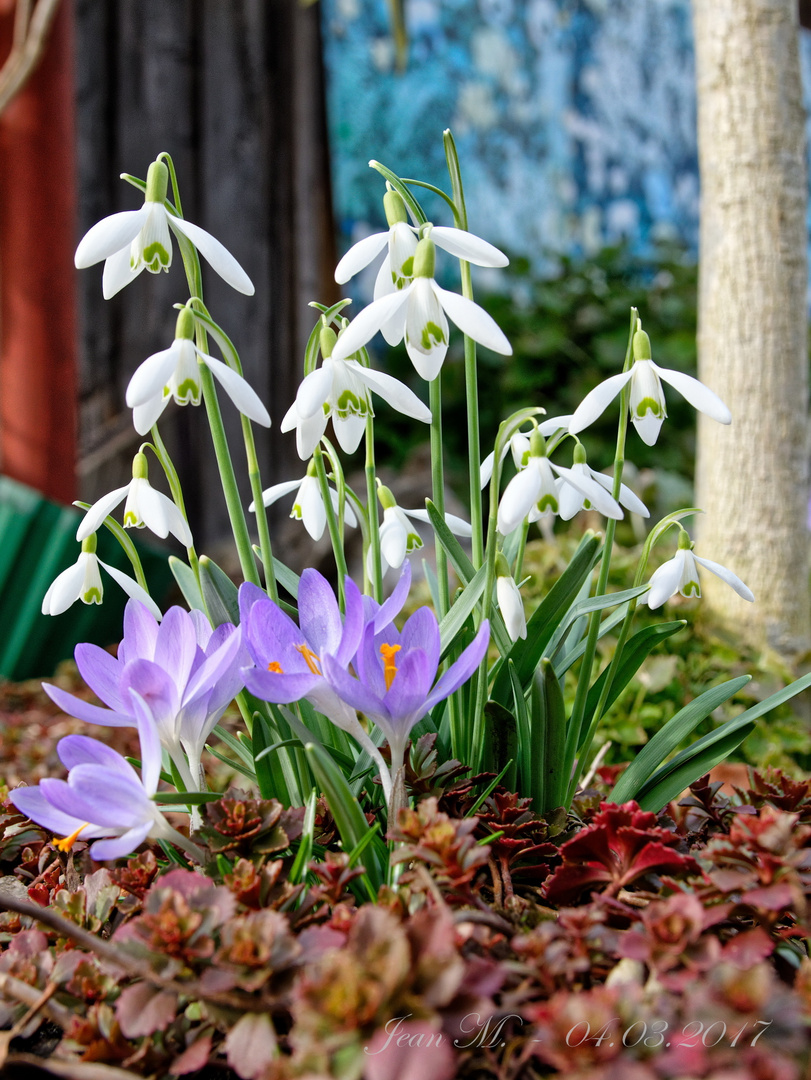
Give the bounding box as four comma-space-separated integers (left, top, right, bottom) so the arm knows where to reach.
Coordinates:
693, 0, 810, 657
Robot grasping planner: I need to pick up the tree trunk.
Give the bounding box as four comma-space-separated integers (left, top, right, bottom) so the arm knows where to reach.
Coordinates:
693, 0, 810, 658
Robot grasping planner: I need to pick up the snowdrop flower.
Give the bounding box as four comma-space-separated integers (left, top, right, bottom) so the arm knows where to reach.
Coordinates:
331, 235, 512, 381
335, 186, 509, 326
496, 554, 527, 642
480, 416, 573, 489
557, 445, 649, 521
250, 461, 357, 542
42, 534, 162, 620
281, 324, 430, 459
76, 452, 192, 548
645, 530, 754, 609
375, 483, 472, 575
569, 329, 731, 446
9, 708, 203, 862
44, 600, 245, 792
75, 159, 254, 299
126, 306, 270, 436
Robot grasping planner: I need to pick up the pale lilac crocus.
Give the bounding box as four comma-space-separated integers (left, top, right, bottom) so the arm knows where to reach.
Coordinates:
9, 708, 204, 862
323, 610, 490, 808
240, 571, 395, 803
43, 600, 245, 792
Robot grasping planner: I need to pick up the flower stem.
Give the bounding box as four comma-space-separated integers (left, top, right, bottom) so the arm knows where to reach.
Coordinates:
314, 445, 348, 606
429, 374, 450, 619
148, 426, 200, 580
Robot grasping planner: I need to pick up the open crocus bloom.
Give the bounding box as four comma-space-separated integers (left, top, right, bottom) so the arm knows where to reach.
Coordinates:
9, 709, 202, 862
645, 541, 754, 609
75, 159, 254, 299
42, 600, 245, 791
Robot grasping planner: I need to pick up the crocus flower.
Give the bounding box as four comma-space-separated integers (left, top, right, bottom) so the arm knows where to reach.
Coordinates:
645, 532, 754, 608
331, 235, 511, 381
281, 325, 430, 460
240, 572, 394, 802
250, 465, 357, 542
42, 535, 162, 620
75, 159, 254, 299
323, 610, 491, 793
9, 707, 203, 862
126, 306, 270, 436
43, 600, 245, 791
569, 329, 731, 446
77, 452, 192, 548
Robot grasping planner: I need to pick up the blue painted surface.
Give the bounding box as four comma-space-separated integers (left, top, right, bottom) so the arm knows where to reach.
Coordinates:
322, 0, 811, 272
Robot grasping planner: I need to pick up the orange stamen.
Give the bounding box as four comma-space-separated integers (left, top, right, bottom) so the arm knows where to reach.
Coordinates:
380, 643, 401, 691
54, 822, 89, 853
267, 661, 284, 673
296, 643, 322, 675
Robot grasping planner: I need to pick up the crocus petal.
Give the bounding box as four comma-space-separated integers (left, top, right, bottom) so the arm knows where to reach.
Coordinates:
42, 558, 88, 616
370, 560, 412, 634
334, 231, 389, 283
430, 226, 509, 267
75, 206, 150, 268
653, 363, 732, 425
76, 484, 131, 541
153, 607, 199, 689
204, 356, 271, 427
57, 734, 134, 772
693, 555, 754, 602
168, 215, 255, 296
89, 824, 153, 861
251, 477, 305, 512
350, 362, 431, 422
42, 769, 148, 829
103, 245, 145, 299
120, 599, 159, 665
9, 787, 108, 840
432, 285, 512, 355
129, 690, 167, 795
243, 667, 320, 704
126, 344, 180, 407
322, 652, 387, 723
298, 569, 344, 655
383, 649, 433, 725
568, 371, 634, 435
74, 643, 129, 711
398, 607, 441, 676
97, 559, 163, 621
41, 684, 132, 730
331, 288, 412, 362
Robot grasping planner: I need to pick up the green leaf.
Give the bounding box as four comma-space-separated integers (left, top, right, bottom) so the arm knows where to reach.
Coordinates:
508, 660, 532, 793
529, 659, 568, 814
635, 725, 755, 813
304, 742, 383, 889
211, 723, 254, 767
199, 555, 239, 627
368, 160, 427, 224
609, 674, 751, 804
552, 604, 630, 678
249, 710, 280, 800
154, 790, 224, 806
169, 556, 206, 613
438, 563, 488, 658
481, 700, 518, 791
288, 788, 317, 885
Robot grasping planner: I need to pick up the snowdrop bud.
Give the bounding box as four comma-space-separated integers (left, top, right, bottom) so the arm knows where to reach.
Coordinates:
413, 237, 436, 279
145, 159, 169, 204
633, 329, 652, 361
495, 553, 527, 642
383, 188, 409, 226
175, 305, 195, 340
376, 482, 397, 510
320, 325, 338, 359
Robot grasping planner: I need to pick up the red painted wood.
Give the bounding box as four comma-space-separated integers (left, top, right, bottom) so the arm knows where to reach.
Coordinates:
0, 1, 77, 502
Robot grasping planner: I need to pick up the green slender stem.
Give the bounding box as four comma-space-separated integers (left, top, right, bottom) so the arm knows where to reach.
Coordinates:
158, 152, 184, 219
314, 446, 348, 606
75, 504, 151, 593
429, 375, 450, 619
365, 414, 383, 602
512, 518, 531, 583
563, 307, 637, 801
148, 426, 200, 580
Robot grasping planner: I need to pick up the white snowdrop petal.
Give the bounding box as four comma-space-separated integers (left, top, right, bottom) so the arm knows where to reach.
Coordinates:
43, 558, 88, 615
693, 555, 754, 602
373, 254, 397, 302
433, 285, 512, 355
76, 485, 131, 542
169, 216, 255, 296
352, 363, 431, 421
334, 414, 366, 454
331, 289, 412, 361
334, 231, 389, 283
589, 472, 650, 518
569, 372, 634, 435
102, 245, 144, 299
126, 345, 180, 407
252, 478, 305, 512
75, 207, 150, 268
133, 396, 168, 436
632, 411, 664, 446
204, 357, 271, 427
99, 560, 163, 620
296, 365, 334, 418
497, 575, 527, 641
538, 414, 571, 436
296, 411, 328, 460
497, 466, 541, 535
653, 364, 732, 425
646, 557, 685, 609
430, 226, 509, 267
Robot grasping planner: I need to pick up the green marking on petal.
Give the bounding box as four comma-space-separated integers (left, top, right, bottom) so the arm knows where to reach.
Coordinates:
682, 580, 700, 597
142, 241, 170, 272
291, 503, 303, 520
123, 511, 141, 528
174, 379, 201, 405
537, 494, 558, 513
81, 588, 102, 605
406, 532, 424, 553
400, 256, 414, 278
635, 396, 663, 418
336, 389, 364, 417
420, 321, 446, 350
520, 450, 531, 467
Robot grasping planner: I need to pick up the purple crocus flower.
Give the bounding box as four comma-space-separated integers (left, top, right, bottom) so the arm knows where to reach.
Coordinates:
9, 701, 203, 862
43, 600, 245, 791
322, 608, 490, 802
240, 570, 396, 803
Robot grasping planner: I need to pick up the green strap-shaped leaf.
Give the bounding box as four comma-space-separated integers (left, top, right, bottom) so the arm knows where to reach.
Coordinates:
635, 725, 755, 813
199, 554, 240, 627
169, 556, 206, 613
439, 562, 488, 657
154, 790, 224, 806
482, 700, 518, 792
529, 659, 568, 814
609, 673, 751, 804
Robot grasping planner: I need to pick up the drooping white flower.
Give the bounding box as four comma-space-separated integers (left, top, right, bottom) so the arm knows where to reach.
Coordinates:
125, 306, 270, 435
251, 466, 357, 542
569, 329, 731, 446
75, 159, 254, 299
331, 236, 512, 381
496, 555, 527, 642
645, 532, 754, 608
374, 483, 472, 575
76, 453, 192, 548
42, 535, 162, 620
281, 325, 430, 459
557, 450, 649, 521
480, 416, 574, 489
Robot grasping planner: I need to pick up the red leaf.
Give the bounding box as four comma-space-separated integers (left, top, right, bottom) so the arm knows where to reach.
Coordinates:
115, 983, 177, 1038
170, 1033, 213, 1075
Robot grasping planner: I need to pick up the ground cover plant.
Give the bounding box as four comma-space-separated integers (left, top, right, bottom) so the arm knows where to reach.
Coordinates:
2, 134, 811, 1078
